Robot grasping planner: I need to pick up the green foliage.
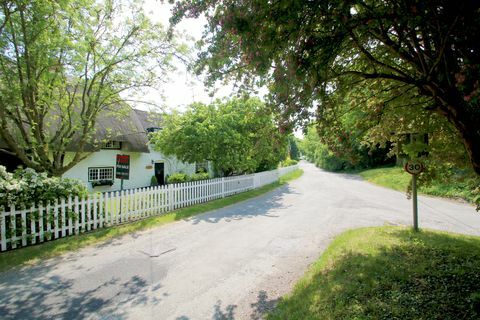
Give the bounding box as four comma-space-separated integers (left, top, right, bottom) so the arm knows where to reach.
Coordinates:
166, 173, 189, 184
166, 172, 210, 183
151, 97, 287, 176
150, 175, 158, 187
287, 136, 300, 160
300, 124, 393, 172
269, 227, 480, 320
314, 144, 347, 172
0, 0, 182, 175
190, 172, 209, 181
279, 159, 298, 167
0, 166, 87, 208
171, 0, 480, 175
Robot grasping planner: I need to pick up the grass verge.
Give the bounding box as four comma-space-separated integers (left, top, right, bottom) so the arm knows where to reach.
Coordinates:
268, 226, 480, 320
0, 169, 303, 272
359, 166, 477, 203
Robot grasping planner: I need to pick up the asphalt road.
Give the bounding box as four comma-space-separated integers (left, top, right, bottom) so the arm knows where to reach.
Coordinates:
1, 162, 479, 320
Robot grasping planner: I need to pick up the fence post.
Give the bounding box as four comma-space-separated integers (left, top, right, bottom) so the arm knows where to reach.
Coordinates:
53, 199, 59, 239
221, 177, 225, 198
168, 183, 174, 211
21, 206, 27, 247
11, 204, 17, 249
39, 203, 45, 242
1, 209, 6, 251
30, 203, 36, 245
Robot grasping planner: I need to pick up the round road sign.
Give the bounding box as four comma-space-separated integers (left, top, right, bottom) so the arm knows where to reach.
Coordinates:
404, 160, 424, 175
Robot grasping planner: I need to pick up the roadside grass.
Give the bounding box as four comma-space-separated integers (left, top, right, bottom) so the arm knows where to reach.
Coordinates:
358, 166, 409, 192
359, 166, 477, 203
268, 226, 480, 320
0, 169, 303, 272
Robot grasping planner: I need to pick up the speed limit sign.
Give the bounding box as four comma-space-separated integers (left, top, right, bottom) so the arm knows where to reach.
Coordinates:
404, 160, 424, 175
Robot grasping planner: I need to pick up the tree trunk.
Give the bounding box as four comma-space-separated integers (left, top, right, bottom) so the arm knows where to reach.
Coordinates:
451, 114, 480, 176
436, 91, 480, 175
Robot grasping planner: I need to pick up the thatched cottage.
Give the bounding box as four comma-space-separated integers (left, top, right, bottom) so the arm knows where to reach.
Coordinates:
0, 108, 208, 192
60, 108, 207, 191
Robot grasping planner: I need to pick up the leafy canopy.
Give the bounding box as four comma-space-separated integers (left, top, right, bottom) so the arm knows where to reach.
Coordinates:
0, 0, 183, 175
150, 97, 287, 175
170, 0, 480, 175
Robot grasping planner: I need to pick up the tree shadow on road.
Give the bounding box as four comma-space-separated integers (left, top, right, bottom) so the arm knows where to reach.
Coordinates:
0, 263, 163, 320
175, 290, 279, 320
186, 185, 299, 225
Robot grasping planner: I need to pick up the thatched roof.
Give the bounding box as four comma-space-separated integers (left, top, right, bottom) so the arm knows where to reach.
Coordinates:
135, 109, 163, 129
0, 107, 163, 154
87, 107, 151, 153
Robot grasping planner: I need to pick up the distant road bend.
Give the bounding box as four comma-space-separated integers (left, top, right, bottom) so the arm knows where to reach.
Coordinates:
1, 161, 479, 319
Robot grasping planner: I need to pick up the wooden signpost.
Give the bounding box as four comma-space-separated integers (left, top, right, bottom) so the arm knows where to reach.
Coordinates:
404, 160, 425, 231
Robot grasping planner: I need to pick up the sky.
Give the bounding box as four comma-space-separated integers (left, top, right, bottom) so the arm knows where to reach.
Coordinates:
139, 0, 233, 112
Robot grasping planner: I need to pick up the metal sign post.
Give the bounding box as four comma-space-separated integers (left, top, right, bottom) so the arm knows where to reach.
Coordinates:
412, 173, 418, 231
404, 160, 424, 232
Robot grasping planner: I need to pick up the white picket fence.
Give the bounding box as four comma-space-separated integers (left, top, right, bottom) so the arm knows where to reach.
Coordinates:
0, 165, 298, 251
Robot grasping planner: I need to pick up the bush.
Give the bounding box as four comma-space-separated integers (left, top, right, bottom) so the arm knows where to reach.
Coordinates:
314, 145, 347, 171
190, 172, 210, 181
150, 175, 158, 186
0, 166, 88, 209
280, 158, 298, 167
166, 172, 188, 184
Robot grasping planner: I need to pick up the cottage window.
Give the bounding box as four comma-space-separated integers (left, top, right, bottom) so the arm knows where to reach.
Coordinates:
101, 140, 122, 149
88, 167, 114, 182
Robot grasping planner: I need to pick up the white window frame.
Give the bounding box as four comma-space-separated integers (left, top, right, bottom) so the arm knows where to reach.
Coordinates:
88, 167, 114, 182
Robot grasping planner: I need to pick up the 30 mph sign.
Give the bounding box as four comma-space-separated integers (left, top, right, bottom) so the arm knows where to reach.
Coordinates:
404, 160, 424, 175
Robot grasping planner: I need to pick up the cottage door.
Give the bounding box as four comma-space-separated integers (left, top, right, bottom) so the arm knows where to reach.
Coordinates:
154, 162, 165, 185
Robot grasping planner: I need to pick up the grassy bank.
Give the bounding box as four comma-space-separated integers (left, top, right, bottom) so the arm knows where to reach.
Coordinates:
269, 226, 480, 320
359, 166, 477, 203
0, 169, 303, 272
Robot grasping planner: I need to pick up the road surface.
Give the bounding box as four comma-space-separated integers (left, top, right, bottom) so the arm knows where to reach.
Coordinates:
1, 162, 479, 319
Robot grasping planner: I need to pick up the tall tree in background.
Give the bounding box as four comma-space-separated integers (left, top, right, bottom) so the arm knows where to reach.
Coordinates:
0, 0, 182, 175
170, 0, 480, 175
150, 97, 286, 175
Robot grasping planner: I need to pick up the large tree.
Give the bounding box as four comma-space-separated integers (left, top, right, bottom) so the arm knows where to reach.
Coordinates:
0, 0, 181, 175
170, 0, 480, 174
150, 97, 286, 175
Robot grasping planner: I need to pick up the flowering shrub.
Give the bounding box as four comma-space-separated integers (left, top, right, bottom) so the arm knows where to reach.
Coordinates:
0, 166, 88, 209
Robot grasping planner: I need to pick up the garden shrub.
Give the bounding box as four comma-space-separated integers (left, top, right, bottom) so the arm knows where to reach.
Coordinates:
166, 172, 188, 183
0, 166, 88, 209
280, 158, 298, 167
190, 172, 210, 181
150, 175, 158, 186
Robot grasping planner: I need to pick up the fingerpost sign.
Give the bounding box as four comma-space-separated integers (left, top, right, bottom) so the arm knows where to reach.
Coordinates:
404, 160, 425, 232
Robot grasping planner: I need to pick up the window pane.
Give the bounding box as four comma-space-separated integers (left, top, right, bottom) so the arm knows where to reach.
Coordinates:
88, 167, 113, 181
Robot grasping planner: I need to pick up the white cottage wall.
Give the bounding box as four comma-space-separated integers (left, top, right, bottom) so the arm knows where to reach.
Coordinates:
62, 147, 196, 192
